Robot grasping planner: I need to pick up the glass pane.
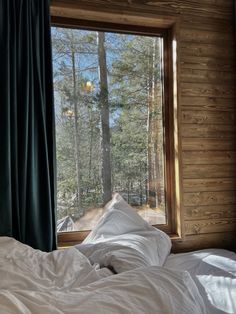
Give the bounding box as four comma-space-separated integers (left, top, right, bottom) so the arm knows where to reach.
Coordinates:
52, 27, 166, 232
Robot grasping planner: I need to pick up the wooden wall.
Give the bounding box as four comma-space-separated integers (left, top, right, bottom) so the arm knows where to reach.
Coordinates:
51, 0, 236, 252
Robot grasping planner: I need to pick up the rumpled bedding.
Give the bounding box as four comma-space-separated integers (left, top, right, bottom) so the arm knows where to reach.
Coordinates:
75, 193, 172, 273
1, 194, 233, 313
164, 249, 236, 314
0, 237, 206, 314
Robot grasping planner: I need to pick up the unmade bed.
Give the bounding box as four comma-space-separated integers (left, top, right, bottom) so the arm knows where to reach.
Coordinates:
0, 194, 235, 314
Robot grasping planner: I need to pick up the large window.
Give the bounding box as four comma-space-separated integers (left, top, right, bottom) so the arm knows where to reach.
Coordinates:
52, 21, 176, 239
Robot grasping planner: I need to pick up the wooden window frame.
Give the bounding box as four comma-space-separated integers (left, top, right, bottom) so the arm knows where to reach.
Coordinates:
50, 3, 182, 247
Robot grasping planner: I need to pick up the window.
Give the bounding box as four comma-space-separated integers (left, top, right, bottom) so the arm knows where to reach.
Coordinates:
51, 14, 179, 244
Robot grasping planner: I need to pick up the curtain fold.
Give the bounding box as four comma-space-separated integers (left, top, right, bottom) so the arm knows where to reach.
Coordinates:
234, 0, 236, 38
0, 0, 56, 251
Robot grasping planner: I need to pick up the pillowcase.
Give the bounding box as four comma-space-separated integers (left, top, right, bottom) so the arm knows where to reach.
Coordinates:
76, 193, 171, 272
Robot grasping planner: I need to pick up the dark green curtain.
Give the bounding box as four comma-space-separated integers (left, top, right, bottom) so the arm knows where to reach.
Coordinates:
0, 0, 57, 251
234, 0, 236, 38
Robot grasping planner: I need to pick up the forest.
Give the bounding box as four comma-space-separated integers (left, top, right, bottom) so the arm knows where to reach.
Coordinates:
52, 27, 166, 230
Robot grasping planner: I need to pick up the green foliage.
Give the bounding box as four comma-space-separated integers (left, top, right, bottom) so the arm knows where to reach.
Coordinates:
52, 28, 164, 220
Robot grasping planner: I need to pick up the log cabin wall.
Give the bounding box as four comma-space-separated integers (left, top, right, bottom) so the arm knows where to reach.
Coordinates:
51, 0, 236, 252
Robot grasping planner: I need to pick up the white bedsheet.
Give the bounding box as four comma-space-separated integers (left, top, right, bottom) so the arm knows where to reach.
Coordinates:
0, 237, 104, 292
0, 237, 206, 314
164, 249, 236, 314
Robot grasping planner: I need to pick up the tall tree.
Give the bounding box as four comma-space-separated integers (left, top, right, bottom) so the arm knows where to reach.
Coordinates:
97, 32, 112, 204
147, 37, 164, 208
71, 37, 82, 213
110, 34, 164, 208
147, 38, 157, 208
52, 28, 99, 217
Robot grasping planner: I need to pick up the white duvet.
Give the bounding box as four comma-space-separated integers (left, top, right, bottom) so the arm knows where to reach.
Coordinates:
165, 249, 236, 314
0, 237, 206, 314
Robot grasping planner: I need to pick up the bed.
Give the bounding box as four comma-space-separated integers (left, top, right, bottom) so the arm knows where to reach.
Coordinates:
0, 193, 235, 314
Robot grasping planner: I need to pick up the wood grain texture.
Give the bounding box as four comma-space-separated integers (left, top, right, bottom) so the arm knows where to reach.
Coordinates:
180, 56, 235, 71
181, 18, 233, 33
185, 218, 236, 235
183, 151, 236, 165
183, 191, 236, 206
53, 0, 233, 19
51, 0, 178, 27
183, 164, 236, 179
172, 232, 236, 252
181, 97, 236, 111
180, 69, 236, 84
180, 43, 235, 60
183, 178, 236, 192
184, 204, 236, 220
182, 124, 236, 139
177, 2, 232, 20
180, 28, 234, 44
181, 111, 236, 125
181, 82, 235, 98
182, 138, 236, 151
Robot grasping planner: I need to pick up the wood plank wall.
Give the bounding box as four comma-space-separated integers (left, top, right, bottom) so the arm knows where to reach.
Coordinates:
51, 0, 236, 252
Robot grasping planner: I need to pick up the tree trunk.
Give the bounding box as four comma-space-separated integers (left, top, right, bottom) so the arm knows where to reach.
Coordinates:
147, 38, 160, 208
88, 106, 94, 183
97, 32, 112, 205
71, 46, 82, 214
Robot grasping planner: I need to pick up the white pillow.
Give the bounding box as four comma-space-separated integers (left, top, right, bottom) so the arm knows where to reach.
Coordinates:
77, 241, 154, 273
77, 193, 171, 272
